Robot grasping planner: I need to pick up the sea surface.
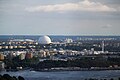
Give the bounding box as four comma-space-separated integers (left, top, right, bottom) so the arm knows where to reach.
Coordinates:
1, 70, 120, 80
0, 35, 120, 41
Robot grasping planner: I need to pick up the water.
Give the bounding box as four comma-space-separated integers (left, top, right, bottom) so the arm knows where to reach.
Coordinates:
1, 70, 120, 80
0, 35, 120, 41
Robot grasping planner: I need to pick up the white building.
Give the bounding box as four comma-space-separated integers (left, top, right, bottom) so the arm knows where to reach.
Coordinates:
38, 36, 52, 44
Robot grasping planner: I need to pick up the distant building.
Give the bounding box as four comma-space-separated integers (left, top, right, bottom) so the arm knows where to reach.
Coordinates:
7, 52, 16, 60
11, 39, 34, 42
19, 53, 26, 60
0, 46, 2, 49
38, 36, 52, 44
38, 50, 45, 57
0, 53, 4, 61
25, 52, 33, 59
0, 61, 5, 71
65, 38, 73, 43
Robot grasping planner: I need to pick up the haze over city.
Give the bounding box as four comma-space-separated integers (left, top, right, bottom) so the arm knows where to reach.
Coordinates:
0, 0, 120, 35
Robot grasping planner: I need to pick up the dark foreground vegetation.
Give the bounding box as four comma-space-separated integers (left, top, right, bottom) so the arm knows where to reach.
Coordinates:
0, 74, 25, 80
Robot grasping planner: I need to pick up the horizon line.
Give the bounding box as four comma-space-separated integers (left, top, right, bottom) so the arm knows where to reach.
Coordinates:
0, 34, 120, 36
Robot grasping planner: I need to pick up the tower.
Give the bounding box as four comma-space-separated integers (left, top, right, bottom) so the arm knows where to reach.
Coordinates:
102, 41, 104, 53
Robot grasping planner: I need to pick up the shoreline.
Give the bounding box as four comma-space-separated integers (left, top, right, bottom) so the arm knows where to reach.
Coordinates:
2, 67, 120, 72
34, 67, 120, 72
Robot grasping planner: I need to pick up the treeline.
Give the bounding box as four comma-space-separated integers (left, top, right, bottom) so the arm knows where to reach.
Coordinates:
4, 56, 39, 69
3, 56, 120, 70
0, 74, 25, 80
34, 57, 120, 69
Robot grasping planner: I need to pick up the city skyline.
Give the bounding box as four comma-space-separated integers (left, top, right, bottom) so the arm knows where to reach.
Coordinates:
0, 0, 120, 35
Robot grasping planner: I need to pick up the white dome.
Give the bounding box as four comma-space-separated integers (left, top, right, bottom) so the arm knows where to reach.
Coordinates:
38, 36, 52, 44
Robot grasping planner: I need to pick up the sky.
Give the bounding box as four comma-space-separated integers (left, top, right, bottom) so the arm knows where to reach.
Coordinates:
0, 0, 120, 35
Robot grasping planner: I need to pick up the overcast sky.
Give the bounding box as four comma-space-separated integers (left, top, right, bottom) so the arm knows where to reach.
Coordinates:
0, 0, 120, 35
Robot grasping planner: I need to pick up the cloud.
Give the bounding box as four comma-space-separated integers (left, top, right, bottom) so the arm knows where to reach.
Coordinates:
101, 24, 112, 28
25, 0, 116, 13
